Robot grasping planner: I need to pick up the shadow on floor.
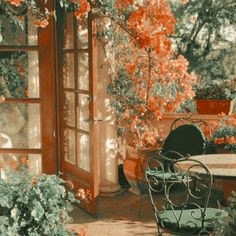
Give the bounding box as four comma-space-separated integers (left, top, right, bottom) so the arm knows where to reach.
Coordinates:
70, 190, 158, 236
69, 183, 225, 236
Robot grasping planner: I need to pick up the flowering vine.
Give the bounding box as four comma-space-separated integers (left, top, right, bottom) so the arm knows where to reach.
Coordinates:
0, 0, 197, 150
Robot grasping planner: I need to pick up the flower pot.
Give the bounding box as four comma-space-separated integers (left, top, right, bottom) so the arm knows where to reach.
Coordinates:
123, 155, 148, 194
195, 99, 233, 115
123, 147, 157, 194
215, 147, 235, 154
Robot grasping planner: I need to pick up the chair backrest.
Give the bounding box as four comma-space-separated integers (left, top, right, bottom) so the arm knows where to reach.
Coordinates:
144, 152, 213, 235
162, 123, 206, 159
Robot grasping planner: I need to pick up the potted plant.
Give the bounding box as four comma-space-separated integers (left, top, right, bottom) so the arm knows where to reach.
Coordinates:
104, 0, 197, 193
206, 114, 236, 153
194, 78, 236, 114
0, 159, 83, 236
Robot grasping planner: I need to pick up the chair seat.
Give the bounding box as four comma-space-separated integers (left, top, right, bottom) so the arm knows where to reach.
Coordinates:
159, 207, 228, 233
146, 170, 176, 180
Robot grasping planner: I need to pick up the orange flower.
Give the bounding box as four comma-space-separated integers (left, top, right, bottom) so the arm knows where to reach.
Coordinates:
20, 156, 29, 165
180, 0, 189, 4
77, 188, 86, 199
137, 105, 146, 113
214, 138, 225, 145
126, 63, 136, 74
226, 136, 236, 145
34, 19, 49, 28
7, 0, 23, 7
116, 0, 134, 10
74, 0, 90, 19
32, 178, 37, 185
79, 227, 87, 236
0, 96, 5, 103
9, 158, 19, 170
165, 103, 174, 112
16, 64, 25, 75
17, 16, 25, 22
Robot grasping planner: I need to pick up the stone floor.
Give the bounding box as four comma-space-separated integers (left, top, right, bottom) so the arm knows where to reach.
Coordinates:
68, 190, 159, 236
68, 183, 225, 236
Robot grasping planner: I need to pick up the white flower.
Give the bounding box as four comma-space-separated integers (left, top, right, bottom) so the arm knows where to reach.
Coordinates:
11, 208, 17, 219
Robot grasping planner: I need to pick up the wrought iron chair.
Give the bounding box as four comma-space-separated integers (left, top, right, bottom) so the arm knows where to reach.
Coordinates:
138, 115, 210, 217
161, 115, 209, 158
144, 152, 228, 235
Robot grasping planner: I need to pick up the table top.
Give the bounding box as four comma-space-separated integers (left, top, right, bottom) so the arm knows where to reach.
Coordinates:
185, 154, 236, 180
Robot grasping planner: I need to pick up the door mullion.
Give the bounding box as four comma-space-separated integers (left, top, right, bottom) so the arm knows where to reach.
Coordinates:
74, 16, 79, 168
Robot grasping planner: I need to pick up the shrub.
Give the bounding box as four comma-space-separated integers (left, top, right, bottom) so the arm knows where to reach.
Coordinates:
0, 166, 79, 236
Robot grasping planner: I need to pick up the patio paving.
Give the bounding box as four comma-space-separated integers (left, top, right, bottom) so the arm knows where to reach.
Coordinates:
68, 183, 225, 236
69, 190, 160, 236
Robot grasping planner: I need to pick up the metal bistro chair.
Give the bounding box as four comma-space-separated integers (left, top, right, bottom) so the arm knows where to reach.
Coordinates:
138, 115, 209, 217
144, 153, 228, 236
161, 115, 209, 159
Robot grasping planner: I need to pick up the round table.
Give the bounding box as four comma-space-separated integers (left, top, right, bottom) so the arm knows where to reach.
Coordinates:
184, 153, 236, 199
189, 153, 236, 180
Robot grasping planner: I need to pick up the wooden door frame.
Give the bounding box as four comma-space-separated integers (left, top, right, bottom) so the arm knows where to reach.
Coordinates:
55, 6, 99, 215
38, 0, 58, 174
0, 1, 58, 175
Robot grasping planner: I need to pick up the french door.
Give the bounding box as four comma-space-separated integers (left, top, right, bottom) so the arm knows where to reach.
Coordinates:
0, 2, 57, 176
56, 9, 99, 215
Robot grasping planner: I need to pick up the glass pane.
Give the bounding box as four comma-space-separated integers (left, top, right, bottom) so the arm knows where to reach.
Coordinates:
64, 92, 75, 127
77, 133, 90, 171
78, 53, 89, 90
64, 13, 74, 49
64, 128, 76, 164
77, 93, 90, 131
77, 21, 88, 49
0, 103, 41, 148
63, 53, 75, 88
0, 13, 37, 45
0, 51, 39, 98
0, 153, 41, 179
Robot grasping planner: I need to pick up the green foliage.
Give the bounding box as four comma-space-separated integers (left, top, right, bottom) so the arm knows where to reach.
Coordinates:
169, 0, 236, 99
0, 167, 79, 236
213, 191, 236, 235
209, 126, 236, 152
0, 52, 28, 98
194, 78, 236, 100
207, 115, 236, 153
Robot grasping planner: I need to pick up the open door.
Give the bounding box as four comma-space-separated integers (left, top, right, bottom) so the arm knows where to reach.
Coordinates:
57, 10, 99, 216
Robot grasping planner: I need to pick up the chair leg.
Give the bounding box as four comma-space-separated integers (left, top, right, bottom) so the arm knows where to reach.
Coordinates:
138, 178, 145, 218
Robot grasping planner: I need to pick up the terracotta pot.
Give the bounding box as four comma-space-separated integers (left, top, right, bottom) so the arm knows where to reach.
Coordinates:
195, 99, 233, 115
123, 147, 157, 194
215, 147, 235, 154
123, 155, 147, 194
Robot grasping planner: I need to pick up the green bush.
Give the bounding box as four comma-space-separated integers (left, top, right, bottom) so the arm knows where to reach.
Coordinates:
0, 166, 79, 236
